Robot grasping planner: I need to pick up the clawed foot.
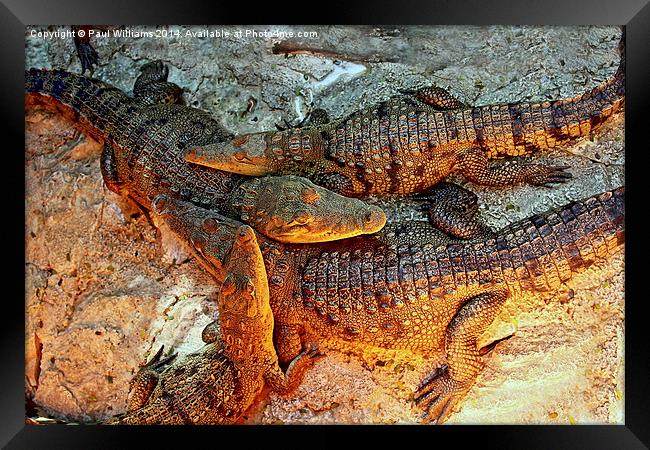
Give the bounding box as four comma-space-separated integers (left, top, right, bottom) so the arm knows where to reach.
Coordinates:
75, 42, 99, 75
284, 343, 325, 387
138, 345, 177, 375
525, 164, 572, 188
413, 182, 478, 214
291, 343, 325, 369
269, 343, 325, 396
127, 345, 177, 411
414, 366, 467, 424
411, 182, 492, 241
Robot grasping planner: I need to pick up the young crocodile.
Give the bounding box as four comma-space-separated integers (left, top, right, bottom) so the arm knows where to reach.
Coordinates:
25, 62, 386, 245
185, 33, 624, 198
152, 185, 624, 423
109, 225, 320, 424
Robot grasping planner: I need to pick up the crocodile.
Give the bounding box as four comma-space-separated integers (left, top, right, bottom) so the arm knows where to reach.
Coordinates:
151, 184, 624, 423
109, 224, 321, 424
185, 32, 625, 198
25, 62, 387, 246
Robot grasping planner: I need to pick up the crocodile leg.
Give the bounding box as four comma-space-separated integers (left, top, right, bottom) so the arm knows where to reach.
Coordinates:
456, 147, 572, 188
133, 60, 183, 106
274, 323, 306, 366
100, 142, 127, 196
232, 175, 386, 244
217, 223, 322, 398
72, 26, 99, 75
126, 345, 177, 412
399, 86, 467, 110
265, 343, 323, 395
413, 182, 495, 240
415, 288, 508, 424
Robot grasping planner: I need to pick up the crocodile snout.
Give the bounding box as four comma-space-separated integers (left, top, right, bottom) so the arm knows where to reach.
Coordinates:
361, 206, 387, 233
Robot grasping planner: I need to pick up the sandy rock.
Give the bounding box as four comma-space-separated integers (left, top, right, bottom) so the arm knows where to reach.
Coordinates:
25, 25, 624, 424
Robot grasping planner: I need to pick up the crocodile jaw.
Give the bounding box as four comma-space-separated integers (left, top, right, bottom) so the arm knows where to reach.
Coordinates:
184, 133, 274, 176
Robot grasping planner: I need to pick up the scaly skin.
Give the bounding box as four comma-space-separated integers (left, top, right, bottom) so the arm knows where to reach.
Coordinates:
24, 64, 385, 243
109, 223, 320, 424
154, 186, 624, 423
185, 34, 624, 197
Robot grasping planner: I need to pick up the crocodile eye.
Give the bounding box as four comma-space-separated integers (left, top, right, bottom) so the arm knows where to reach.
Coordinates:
232, 135, 250, 147
245, 279, 255, 295
300, 187, 321, 204
221, 276, 236, 296
191, 234, 206, 252
202, 217, 220, 234
152, 195, 169, 213
291, 211, 312, 225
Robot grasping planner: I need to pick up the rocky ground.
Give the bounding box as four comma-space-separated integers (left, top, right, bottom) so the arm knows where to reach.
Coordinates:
25, 25, 624, 424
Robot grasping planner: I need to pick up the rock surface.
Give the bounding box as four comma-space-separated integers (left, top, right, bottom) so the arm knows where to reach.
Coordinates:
25, 25, 624, 424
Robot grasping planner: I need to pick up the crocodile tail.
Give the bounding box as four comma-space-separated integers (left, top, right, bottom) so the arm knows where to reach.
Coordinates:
486, 187, 624, 294
487, 32, 625, 158
25, 68, 132, 142
539, 31, 625, 147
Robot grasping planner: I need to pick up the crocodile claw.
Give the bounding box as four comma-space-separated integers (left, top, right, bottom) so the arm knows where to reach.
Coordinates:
414, 366, 466, 424
301, 342, 325, 361
526, 164, 573, 188
143, 345, 177, 371
75, 42, 99, 75
274, 108, 330, 131
275, 118, 294, 131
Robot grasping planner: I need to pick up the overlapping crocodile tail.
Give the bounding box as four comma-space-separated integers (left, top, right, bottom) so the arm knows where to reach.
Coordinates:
536, 32, 625, 149
482, 30, 625, 158
25, 68, 131, 142
485, 186, 624, 294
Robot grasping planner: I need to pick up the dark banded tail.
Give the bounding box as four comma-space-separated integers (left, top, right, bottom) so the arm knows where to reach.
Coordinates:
485, 31, 625, 157
25, 68, 132, 142
483, 186, 624, 294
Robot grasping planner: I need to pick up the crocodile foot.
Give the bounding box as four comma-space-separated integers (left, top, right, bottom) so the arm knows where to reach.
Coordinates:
413, 182, 494, 240
414, 367, 468, 424
458, 148, 573, 189
139, 60, 169, 83
134, 61, 183, 105
268, 343, 325, 396
127, 345, 177, 412
74, 39, 99, 75
523, 164, 573, 188
287, 343, 324, 372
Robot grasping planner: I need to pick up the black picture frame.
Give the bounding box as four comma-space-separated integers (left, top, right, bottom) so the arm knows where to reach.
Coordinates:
6, 0, 648, 448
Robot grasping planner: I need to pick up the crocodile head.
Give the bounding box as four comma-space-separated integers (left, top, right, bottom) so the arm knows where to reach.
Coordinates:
218, 224, 275, 351
184, 133, 276, 176
239, 175, 387, 243
151, 194, 241, 282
